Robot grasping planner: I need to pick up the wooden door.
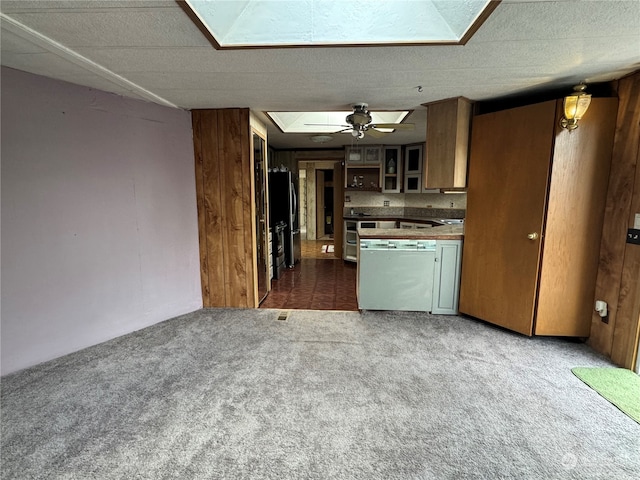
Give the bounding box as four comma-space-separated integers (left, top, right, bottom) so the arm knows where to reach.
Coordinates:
252, 131, 269, 304
459, 101, 556, 335
535, 98, 618, 336
316, 170, 325, 238
333, 161, 344, 258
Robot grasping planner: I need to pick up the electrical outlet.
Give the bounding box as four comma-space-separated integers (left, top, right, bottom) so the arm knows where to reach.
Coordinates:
384, 200, 390, 207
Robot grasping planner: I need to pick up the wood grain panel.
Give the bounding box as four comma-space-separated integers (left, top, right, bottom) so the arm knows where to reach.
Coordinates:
535, 99, 618, 336
239, 110, 255, 308
589, 72, 640, 361
191, 111, 210, 306
611, 103, 640, 365
454, 99, 472, 187
193, 110, 227, 307
241, 113, 256, 308
424, 97, 471, 188
218, 109, 252, 307
192, 108, 263, 308
294, 150, 345, 161
459, 101, 556, 335
426, 99, 457, 188
204, 111, 226, 307
316, 170, 325, 238
333, 161, 344, 258
612, 216, 640, 367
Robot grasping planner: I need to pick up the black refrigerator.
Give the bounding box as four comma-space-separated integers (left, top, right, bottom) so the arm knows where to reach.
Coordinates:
269, 171, 301, 267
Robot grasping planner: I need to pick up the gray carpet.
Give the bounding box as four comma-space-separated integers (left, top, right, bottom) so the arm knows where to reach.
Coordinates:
1, 309, 638, 479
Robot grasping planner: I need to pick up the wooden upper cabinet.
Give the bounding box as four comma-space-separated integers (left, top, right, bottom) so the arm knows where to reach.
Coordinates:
423, 97, 472, 189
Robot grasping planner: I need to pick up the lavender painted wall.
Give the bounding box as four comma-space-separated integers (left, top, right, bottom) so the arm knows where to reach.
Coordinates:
1, 67, 203, 375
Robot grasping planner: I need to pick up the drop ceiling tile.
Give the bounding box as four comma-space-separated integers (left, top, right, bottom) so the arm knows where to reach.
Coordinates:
74, 47, 236, 73
124, 71, 322, 91
1, 0, 639, 150
0, 53, 147, 101
0, 1, 178, 13
51, 74, 151, 101
473, 0, 640, 42
1, 51, 95, 77
7, 9, 210, 48
0, 29, 48, 54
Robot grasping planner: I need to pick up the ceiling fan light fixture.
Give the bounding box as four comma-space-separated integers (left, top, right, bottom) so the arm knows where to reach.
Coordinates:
310, 135, 333, 143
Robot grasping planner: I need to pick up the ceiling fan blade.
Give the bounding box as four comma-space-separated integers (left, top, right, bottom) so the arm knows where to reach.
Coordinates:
304, 123, 350, 127
371, 123, 415, 130
365, 128, 387, 138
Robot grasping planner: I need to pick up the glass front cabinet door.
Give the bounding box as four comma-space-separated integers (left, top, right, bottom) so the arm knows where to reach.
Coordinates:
382, 146, 402, 193
404, 144, 423, 193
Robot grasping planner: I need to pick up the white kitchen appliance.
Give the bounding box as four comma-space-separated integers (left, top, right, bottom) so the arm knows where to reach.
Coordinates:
358, 239, 436, 311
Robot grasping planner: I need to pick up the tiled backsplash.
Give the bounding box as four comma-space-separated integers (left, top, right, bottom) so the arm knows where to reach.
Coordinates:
343, 191, 466, 219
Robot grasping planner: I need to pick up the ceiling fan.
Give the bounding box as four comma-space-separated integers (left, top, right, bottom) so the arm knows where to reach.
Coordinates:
308, 103, 414, 139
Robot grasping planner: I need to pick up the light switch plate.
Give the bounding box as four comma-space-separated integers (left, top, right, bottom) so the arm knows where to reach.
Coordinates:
634, 213, 640, 229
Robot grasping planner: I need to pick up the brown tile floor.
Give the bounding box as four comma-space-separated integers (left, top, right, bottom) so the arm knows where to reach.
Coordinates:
260, 240, 358, 311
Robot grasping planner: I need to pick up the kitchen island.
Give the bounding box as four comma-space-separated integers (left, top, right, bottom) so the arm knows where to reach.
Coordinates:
356, 225, 463, 314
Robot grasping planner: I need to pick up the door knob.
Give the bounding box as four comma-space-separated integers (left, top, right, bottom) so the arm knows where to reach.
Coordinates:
527, 232, 539, 240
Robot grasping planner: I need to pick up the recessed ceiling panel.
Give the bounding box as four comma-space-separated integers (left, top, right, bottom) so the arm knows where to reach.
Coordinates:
185, 0, 496, 48
268, 110, 409, 133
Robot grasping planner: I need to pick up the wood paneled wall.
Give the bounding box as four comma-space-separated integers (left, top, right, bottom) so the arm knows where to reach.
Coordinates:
192, 108, 257, 308
589, 71, 640, 369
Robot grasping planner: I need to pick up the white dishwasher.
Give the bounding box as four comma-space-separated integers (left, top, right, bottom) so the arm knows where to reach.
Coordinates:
358, 239, 436, 311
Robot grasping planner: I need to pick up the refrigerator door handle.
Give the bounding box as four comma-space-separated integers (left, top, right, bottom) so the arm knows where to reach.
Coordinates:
290, 181, 297, 227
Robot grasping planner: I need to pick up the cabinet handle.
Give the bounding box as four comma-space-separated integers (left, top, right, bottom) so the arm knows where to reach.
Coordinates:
527, 232, 539, 240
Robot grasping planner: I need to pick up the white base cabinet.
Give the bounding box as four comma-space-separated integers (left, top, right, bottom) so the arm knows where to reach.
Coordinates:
344, 220, 397, 262
344, 220, 358, 262
431, 240, 463, 314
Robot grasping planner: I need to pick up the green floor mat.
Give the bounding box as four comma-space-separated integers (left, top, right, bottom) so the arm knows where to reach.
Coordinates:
572, 367, 640, 424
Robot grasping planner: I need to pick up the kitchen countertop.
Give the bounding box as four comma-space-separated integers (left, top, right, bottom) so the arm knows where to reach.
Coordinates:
357, 224, 464, 240
344, 216, 451, 224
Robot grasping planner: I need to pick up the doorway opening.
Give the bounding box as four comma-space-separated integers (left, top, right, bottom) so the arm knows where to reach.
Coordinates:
260, 158, 357, 311
316, 169, 334, 241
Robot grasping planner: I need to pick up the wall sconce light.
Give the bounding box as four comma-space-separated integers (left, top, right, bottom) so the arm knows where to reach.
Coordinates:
560, 83, 592, 130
